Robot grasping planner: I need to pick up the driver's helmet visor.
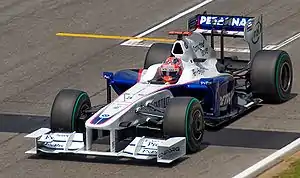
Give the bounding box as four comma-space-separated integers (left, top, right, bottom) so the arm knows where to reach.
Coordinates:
161, 66, 180, 78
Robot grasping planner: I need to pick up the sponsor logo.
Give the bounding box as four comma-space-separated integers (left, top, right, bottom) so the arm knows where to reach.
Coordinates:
123, 93, 134, 101
40, 133, 73, 142
192, 65, 207, 76
199, 16, 252, 27
96, 114, 111, 124
142, 139, 161, 150
43, 142, 63, 149
153, 96, 170, 108
101, 114, 110, 118
251, 21, 262, 44
147, 142, 158, 147
220, 91, 234, 106
113, 105, 121, 109
246, 19, 254, 32
158, 146, 180, 159
193, 40, 205, 51
200, 81, 212, 85
192, 68, 203, 76
112, 103, 127, 109
141, 149, 157, 155
55, 133, 69, 137
45, 135, 54, 140
193, 40, 208, 56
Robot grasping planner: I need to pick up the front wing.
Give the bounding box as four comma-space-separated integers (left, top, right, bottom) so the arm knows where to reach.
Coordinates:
24, 128, 186, 164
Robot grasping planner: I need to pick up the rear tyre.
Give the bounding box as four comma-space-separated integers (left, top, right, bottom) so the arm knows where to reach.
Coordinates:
163, 97, 205, 153
250, 50, 293, 103
144, 43, 173, 69
50, 89, 91, 133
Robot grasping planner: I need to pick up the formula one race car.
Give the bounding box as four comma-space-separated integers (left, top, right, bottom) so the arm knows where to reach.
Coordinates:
25, 13, 293, 163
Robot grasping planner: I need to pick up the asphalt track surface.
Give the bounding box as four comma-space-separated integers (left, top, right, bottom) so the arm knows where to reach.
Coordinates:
1, 0, 300, 178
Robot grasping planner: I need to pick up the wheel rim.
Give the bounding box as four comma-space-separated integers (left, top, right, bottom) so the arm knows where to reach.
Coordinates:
191, 110, 203, 141
77, 103, 90, 132
279, 62, 292, 92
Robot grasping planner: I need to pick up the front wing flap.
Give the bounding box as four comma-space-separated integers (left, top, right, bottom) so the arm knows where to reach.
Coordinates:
25, 128, 186, 164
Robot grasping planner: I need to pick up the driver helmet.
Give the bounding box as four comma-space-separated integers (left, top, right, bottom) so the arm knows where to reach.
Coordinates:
159, 56, 183, 84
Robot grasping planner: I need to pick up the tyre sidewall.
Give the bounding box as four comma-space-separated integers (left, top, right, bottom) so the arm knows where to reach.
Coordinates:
185, 98, 204, 153
274, 52, 293, 101
71, 92, 91, 132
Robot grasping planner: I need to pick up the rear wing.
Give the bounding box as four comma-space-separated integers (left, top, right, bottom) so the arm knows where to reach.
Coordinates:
187, 14, 254, 37
187, 13, 263, 60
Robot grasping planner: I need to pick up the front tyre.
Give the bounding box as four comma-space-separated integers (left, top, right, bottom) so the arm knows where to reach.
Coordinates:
163, 97, 205, 153
50, 89, 91, 133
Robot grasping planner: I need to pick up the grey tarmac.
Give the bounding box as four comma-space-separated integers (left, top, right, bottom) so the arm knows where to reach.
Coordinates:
1, 0, 300, 178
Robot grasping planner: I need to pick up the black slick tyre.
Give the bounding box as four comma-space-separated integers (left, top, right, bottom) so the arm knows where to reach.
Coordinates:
144, 43, 173, 69
250, 50, 293, 103
163, 97, 205, 153
50, 89, 91, 133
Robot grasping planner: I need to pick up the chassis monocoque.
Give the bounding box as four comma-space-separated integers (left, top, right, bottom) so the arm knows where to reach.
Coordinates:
25, 13, 293, 163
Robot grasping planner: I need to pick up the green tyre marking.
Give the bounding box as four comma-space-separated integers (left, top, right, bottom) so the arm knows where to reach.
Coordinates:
71, 92, 88, 131
275, 53, 289, 100
185, 98, 200, 151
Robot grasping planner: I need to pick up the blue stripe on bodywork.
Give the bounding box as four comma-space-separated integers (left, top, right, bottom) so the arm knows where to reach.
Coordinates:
90, 113, 112, 125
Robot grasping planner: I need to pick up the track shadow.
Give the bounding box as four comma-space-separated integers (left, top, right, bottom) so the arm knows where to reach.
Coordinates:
0, 113, 49, 133
1, 113, 300, 151
2, 111, 300, 167
203, 128, 300, 150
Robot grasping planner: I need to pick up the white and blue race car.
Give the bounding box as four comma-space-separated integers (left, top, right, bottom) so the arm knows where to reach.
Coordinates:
25, 13, 293, 163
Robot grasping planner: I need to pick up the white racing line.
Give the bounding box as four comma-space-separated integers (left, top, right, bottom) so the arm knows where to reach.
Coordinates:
121, 0, 215, 46
232, 138, 300, 178
120, 0, 300, 177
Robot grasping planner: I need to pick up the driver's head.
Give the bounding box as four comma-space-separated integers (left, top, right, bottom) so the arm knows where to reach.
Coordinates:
159, 57, 183, 84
